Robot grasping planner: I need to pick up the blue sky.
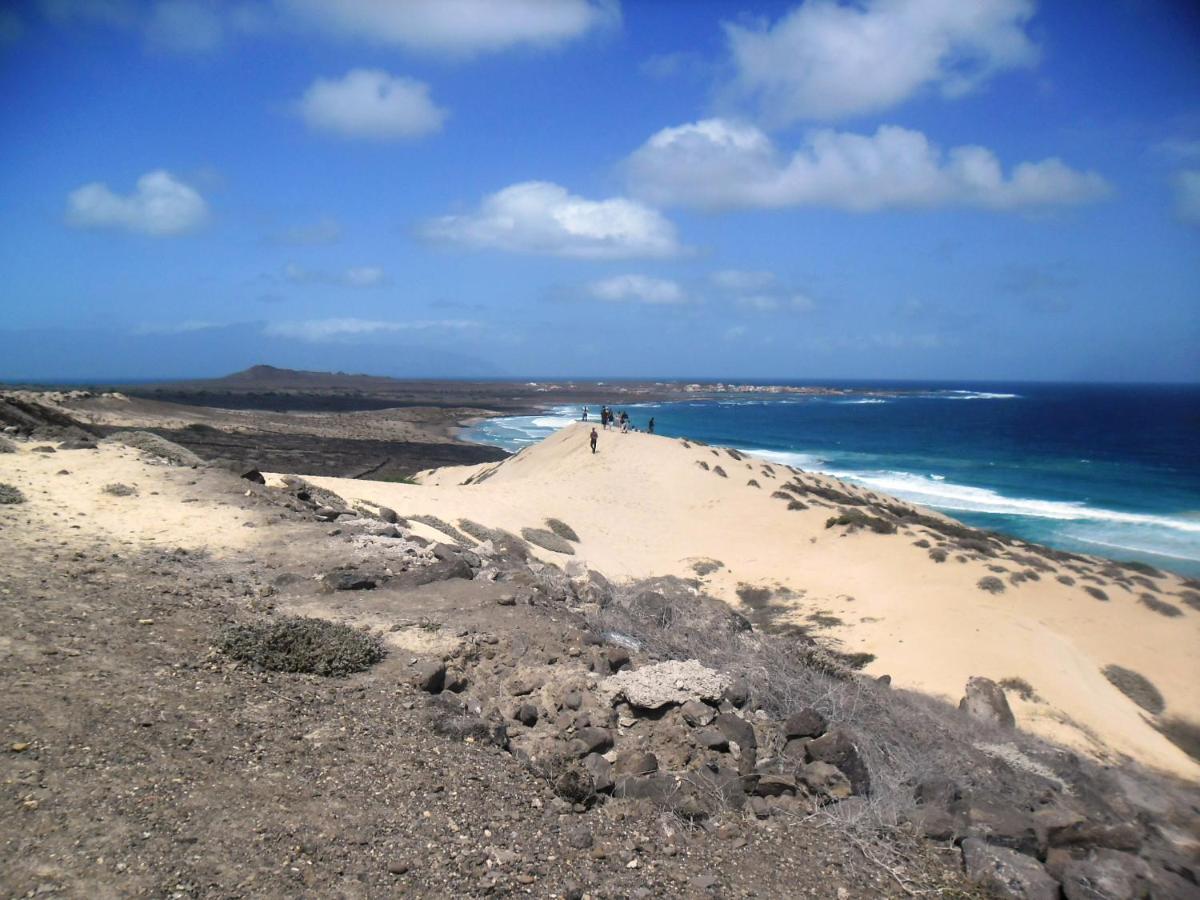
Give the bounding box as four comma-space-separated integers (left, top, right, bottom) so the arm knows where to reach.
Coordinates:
1, 0, 1198, 382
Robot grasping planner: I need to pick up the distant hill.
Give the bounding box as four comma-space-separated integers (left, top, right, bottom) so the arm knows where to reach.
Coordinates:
195, 365, 407, 390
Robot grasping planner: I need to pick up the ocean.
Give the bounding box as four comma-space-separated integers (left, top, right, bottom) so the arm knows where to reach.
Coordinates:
463, 382, 1200, 577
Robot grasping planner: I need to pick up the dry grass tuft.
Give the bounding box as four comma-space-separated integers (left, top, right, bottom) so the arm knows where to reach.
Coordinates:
1102, 664, 1164, 714
216, 616, 384, 677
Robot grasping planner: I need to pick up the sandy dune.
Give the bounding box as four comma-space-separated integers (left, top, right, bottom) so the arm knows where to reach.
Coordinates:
298, 423, 1200, 780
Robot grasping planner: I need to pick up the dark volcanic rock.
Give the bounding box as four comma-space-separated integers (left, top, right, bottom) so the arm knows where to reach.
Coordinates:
805, 729, 870, 796
320, 571, 379, 592
784, 708, 828, 740
613, 751, 658, 777
961, 839, 1059, 900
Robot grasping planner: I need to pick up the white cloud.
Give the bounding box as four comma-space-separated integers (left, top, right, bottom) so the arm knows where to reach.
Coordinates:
723, 0, 1039, 123
298, 69, 446, 140
264, 318, 479, 341
66, 169, 209, 235
279, 0, 618, 55
586, 274, 686, 305
628, 119, 1110, 212
283, 263, 388, 287
710, 269, 776, 291
1174, 169, 1200, 226
423, 180, 683, 259
736, 293, 815, 313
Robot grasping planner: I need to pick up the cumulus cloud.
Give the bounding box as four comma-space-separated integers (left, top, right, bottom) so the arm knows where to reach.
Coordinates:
1174, 170, 1200, 226
627, 119, 1110, 212
423, 181, 683, 259
66, 169, 209, 235
709, 268, 815, 313
297, 69, 446, 140
586, 274, 686, 305
723, 0, 1039, 123
283, 263, 388, 287
264, 318, 479, 341
279, 0, 618, 55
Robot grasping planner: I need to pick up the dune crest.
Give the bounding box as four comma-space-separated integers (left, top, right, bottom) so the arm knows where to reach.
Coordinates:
298, 422, 1200, 780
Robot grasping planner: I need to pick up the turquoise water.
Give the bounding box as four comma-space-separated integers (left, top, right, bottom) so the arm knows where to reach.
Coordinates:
464, 382, 1200, 577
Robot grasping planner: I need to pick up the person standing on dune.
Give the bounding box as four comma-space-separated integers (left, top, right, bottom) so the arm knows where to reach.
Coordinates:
648, 417, 655, 434
590, 428, 598, 454
581, 406, 588, 421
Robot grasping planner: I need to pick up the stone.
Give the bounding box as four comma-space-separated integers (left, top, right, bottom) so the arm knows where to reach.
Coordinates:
563, 691, 583, 710
613, 751, 658, 777
1045, 821, 1142, 854
554, 767, 595, 804
387, 861, 410, 875
566, 826, 593, 850
613, 773, 680, 803
410, 660, 446, 694
599, 659, 730, 710
514, 703, 539, 727
695, 728, 729, 751
1060, 849, 1154, 900
749, 796, 771, 819
572, 727, 613, 756
961, 839, 1060, 900
798, 761, 852, 802
582, 753, 614, 794
239, 467, 266, 484
805, 729, 870, 796
496, 593, 517, 607
783, 708, 828, 740
680, 699, 717, 727
377, 506, 399, 523
391, 557, 472, 588
320, 570, 378, 592
606, 647, 631, 672
723, 676, 751, 707
959, 676, 1016, 729
432, 543, 460, 562
754, 775, 797, 797
956, 799, 1038, 856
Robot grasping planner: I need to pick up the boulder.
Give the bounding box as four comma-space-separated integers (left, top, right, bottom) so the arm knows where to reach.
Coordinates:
680, 699, 717, 727
805, 729, 870, 796
377, 506, 399, 524
390, 557, 473, 588
960, 676, 1016, 729
599, 659, 730, 711
715, 714, 757, 774
784, 708, 828, 739
572, 727, 613, 756
961, 839, 1060, 900
754, 775, 797, 797
582, 753, 614, 794
955, 799, 1039, 856
1060, 849, 1154, 900
613, 751, 658, 777
798, 761, 852, 802
694, 728, 729, 751
612, 773, 680, 804
723, 676, 751, 708
514, 703, 539, 727
320, 570, 379, 592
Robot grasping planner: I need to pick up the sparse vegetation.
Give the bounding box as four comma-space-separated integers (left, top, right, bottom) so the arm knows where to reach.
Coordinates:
103, 482, 137, 496
696, 460, 710, 471
1056, 574, 1076, 586
1102, 664, 1164, 714
1120, 560, 1162, 578
0, 482, 26, 504
712, 465, 727, 478
521, 527, 574, 555
928, 547, 947, 563
825, 510, 896, 534
787, 499, 807, 511
1178, 591, 1200, 612
216, 616, 384, 677
409, 514, 471, 545
999, 677, 1040, 702
372, 472, 419, 484
1139, 594, 1182, 618
544, 518, 580, 542
1084, 586, 1110, 602
913, 539, 930, 549
458, 518, 500, 544
1156, 717, 1200, 763
977, 576, 1006, 594
102, 430, 203, 466
747, 478, 760, 488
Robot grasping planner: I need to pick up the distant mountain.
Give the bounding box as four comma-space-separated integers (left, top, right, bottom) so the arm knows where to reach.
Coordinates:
203, 365, 406, 390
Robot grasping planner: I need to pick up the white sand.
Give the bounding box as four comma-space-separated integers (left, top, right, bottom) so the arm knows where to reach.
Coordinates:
296, 423, 1200, 780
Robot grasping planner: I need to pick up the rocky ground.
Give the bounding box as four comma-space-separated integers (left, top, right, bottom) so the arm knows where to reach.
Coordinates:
2, 409, 1199, 900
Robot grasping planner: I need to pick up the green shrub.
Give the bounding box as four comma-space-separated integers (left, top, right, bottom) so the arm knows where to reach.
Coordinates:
216, 616, 384, 677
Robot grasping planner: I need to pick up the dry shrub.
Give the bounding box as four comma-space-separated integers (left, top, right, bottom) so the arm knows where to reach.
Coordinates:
410, 514, 471, 545
458, 518, 499, 543
545, 518, 580, 542
1139, 594, 1182, 618
825, 510, 896, 535
1102, 664, 1165, 714
999, 677, 1040, 702
216, 616, 384, 676
1156, 718, 1200, 763
928, 548, 947, 563
521, 527, 574, 555
1056, 574, 1076, 586
1084, 586, 1110, 602
696, 461, 710, 471
787, 500, 807, 511
0, 482, 26, 504
103, 482, 137, 497
977, 576, 1006, 594
747, 479, 760, 488
1179, 591, 1200, 612
712, 465, 727, 478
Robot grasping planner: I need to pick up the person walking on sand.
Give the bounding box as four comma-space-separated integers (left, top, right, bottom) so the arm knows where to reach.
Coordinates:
581, 405, 588, 421
590, 427, 598, 454
648, 417, 655, 434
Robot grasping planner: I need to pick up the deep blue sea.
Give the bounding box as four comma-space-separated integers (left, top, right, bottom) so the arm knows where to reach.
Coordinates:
464, 382, 1200, 577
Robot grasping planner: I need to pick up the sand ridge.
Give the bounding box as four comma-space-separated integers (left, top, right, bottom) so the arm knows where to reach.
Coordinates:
295, 422, 1200, 780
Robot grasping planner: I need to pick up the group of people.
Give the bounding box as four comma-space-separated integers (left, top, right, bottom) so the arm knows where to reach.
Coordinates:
583, 405, 655, 454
